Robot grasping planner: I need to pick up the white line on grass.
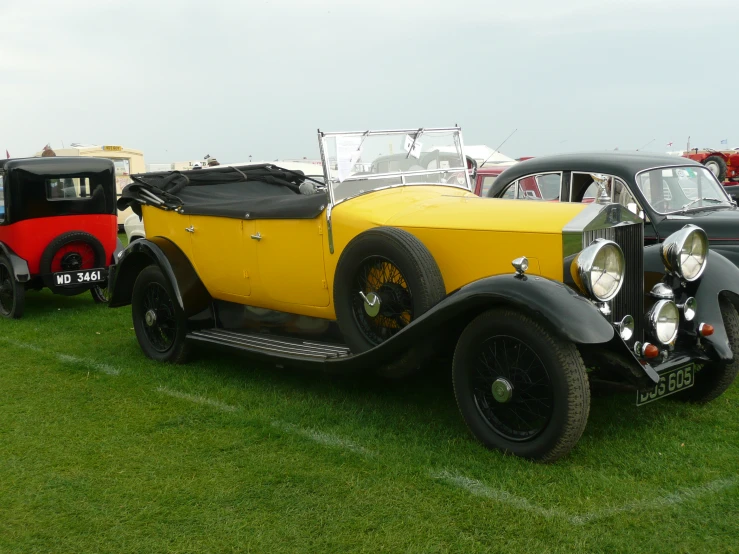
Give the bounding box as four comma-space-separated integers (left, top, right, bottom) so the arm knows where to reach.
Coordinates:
0, 337, 43, 352
572, 477, 739, 525
0, 337, 121, 375
156, 386, 240, 413
430, 470, 565, 520
271, 420, 377, 458
57, 354, 120, 376
431, 470, 739, 525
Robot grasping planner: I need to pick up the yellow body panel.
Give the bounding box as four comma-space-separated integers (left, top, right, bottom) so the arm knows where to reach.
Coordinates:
189, 215, 253, 301
253, 218, 329, 307
142, 185, 590, 321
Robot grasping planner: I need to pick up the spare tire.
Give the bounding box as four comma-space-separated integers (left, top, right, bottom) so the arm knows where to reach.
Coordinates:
40, 231, 107, 295
704, 155, 728, 183
333, 226, 446, 355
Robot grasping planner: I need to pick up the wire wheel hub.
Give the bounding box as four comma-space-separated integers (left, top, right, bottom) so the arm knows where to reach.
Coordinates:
352, 257, 413, 345
491, 378, 513, 403
145, 309, 157, 327
360, 291, 381, 317
472, 336, 554, 441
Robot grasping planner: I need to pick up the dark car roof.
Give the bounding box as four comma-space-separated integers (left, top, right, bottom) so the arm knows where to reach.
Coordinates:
0, 157, 114, 175
488, 151, 702, 197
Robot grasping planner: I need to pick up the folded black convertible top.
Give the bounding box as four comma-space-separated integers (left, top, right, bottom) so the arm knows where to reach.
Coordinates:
118, 164, 328, 220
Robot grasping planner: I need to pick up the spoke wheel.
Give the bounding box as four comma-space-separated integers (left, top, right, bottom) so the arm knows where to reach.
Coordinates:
453, 308, 590, 462
334, 227, 446, 362
470, 336, 554, 441
0, 256, 24, 319
90, 284, 109, 304
131, 265, 191, 363
352, 256, 413, 345
141, 282, 177, 352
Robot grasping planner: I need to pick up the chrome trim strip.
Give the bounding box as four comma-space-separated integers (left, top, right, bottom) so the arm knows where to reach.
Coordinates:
189, 330, 351, 358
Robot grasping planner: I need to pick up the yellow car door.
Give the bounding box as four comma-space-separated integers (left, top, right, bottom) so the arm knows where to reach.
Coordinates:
188, 215, 253, 301
252, 216, 329, 307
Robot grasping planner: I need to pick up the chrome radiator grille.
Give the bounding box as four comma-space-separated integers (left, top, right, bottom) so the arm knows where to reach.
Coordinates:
583, 223, 644, 342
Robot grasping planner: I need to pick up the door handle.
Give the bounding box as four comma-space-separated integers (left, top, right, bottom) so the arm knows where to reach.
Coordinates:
250, 232, 262, 241
185, 225, 194, 233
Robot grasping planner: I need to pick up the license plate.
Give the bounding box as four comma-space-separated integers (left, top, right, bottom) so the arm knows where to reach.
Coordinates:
636, 364, 695, 406
53, 268, 106, 287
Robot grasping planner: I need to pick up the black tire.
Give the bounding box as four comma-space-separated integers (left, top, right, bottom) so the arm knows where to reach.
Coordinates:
452, 308, 590, 462
0, 255, 25, 319
703, 155, 728, 183
39, 231, 107, 294
131, 265, 191, 363
90, 284, 109, 304
677, 298, 739, 403
333, 226, 446, 354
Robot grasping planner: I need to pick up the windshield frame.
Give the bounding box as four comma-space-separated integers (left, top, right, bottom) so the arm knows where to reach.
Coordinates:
634, 164, 734, 215
317, 127, 471, 208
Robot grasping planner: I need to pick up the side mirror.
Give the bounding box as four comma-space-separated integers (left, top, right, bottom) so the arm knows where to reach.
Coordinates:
466, 156, 478, 185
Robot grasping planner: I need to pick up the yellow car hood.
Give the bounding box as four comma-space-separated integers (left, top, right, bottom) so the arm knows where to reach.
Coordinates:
335, 186, 587, 233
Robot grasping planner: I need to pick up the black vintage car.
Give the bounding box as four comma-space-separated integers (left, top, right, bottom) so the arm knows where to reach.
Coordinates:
486, 152, 739, 264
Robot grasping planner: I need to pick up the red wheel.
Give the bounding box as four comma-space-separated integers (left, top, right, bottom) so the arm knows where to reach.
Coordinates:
39, 231, 107, 295
49, 241, 97, 272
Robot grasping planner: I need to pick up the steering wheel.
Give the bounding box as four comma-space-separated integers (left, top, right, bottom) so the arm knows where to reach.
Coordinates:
651, 199, 670, 211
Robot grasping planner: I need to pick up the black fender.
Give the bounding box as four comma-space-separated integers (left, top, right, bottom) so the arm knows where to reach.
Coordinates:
111, 237, 125, 265
644, 245, 739, 361
108, 237, 211, 316
0, 242, 30, 282
331, 273, 616, 371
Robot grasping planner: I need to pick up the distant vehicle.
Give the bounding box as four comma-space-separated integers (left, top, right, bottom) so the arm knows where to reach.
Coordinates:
679, 149, 739, 184
0, 157, 123, 318
472, 163, 517, 196
124, 213, 145, 243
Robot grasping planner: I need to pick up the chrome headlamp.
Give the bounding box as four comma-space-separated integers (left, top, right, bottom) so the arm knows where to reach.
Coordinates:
647, 299, 680, 344
571, 239, 625, 302
660, 225, 708, 281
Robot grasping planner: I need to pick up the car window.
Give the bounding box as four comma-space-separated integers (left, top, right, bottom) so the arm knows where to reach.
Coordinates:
518, 176, 541, 199
535, 173, 561, 200
501, 181, 518, 199
0, 174, 4, 221
481, 176, 498, 197
582, 183, 597, 202
46, 177, 91, 201
612, 178, 644, 219
514, 173, 561, 200
636, 166, 731, 214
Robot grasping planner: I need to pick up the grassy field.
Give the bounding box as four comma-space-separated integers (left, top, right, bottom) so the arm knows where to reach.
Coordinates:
1, 256, 738, 552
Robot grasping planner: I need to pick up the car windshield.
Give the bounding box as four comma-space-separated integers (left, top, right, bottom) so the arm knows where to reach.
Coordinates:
319, 128, 469, 203
635, 166, 732, 214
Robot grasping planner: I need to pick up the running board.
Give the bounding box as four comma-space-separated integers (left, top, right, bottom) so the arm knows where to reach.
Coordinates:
187, 329, 352, 360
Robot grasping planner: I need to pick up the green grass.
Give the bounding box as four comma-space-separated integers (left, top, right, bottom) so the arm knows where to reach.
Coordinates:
0, 285, 738, 553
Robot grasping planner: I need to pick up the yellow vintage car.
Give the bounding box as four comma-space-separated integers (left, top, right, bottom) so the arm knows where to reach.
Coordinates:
110, 127, 739, 462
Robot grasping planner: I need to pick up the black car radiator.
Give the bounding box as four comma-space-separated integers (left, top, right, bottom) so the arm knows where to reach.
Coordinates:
583, 223, 644, 342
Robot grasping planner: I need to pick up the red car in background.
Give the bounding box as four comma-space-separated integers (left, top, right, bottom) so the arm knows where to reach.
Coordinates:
681, 149, 739, 184
472, 163, 517, 196
0, 157, 123, 319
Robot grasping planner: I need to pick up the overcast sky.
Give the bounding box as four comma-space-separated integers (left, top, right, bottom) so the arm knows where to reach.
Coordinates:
1, 0, 737, 164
